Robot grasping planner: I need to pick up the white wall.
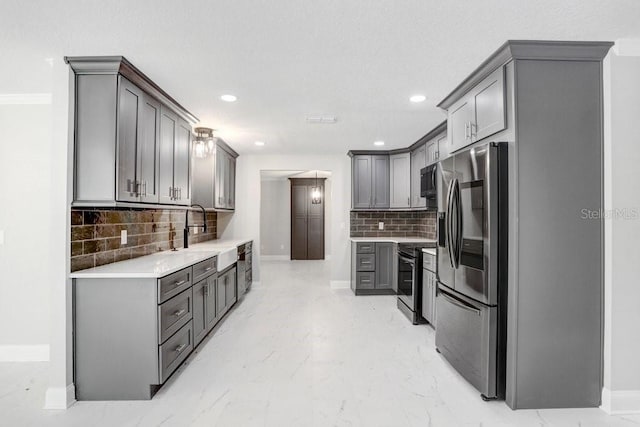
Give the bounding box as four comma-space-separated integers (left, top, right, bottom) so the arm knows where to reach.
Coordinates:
0, 102, 52, 361
602, 40, 640, 414
260, 179, 291, 257
220, 154, 350, 285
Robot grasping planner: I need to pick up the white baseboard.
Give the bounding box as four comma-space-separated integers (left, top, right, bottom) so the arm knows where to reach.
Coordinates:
44, 384, 76, 410
0, 345, 50, 362
601, 387, 640, 414
330, 280, 350, 289
260, 255, 290, 261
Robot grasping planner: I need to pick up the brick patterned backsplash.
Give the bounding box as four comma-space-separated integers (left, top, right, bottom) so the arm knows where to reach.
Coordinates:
350, 210, 437, 239
70, 208, 217, 272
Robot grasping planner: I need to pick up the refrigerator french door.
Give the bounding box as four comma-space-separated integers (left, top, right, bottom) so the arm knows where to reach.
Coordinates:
435, 141, 508, 400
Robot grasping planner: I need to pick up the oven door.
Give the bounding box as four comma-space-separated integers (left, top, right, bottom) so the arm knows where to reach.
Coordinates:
397, 253, 416, 311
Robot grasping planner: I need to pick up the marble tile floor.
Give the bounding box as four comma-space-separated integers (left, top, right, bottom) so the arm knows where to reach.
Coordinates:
2, 260, 640, 426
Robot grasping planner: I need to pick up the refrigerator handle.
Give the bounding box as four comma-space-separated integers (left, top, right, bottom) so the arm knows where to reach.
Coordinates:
455, 178, 463, 268
446, 179, 455, 269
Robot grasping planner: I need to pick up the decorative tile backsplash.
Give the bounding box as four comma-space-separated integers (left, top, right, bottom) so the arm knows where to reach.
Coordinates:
71, 208, 217, 272
350, 210, 437, 239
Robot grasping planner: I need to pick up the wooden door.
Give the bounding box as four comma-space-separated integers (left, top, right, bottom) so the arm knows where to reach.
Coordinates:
290, 178, 325, 260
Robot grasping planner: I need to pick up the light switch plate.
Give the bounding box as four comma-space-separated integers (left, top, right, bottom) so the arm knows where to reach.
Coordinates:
120, 230, 127, 245
378, 222, 384, 230
194, 226, 199, 235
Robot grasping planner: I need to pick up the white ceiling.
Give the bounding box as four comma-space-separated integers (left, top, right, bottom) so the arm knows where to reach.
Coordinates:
2, 0, 639, 154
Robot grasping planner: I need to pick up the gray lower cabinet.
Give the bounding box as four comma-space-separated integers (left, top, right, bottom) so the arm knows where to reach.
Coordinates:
375, 243, 394, 290
350, 154, 390, 209
421, 269, 436, 325
193, 271, 218, 346
351, 242, 396, 295
74, 255, 245, 401
217, 265, 237, 318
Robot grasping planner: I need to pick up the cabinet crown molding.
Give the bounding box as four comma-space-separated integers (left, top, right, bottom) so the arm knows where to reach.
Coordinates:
437, 40, 614, 110
65, 55, 199, 124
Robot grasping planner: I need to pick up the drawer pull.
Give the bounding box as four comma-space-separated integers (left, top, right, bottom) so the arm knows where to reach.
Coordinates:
173, 309, 187, 317
204, 267, 212, 272
175, 343, 188, 354
164, 279, 187, 295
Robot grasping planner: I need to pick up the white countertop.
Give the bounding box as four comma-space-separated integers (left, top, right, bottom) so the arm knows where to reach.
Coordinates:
70, 238, 253, 279
350, 237, 437, 245
422, 248, 437, 256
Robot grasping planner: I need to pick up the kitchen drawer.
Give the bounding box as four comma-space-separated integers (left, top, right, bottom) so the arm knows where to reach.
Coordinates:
158, 288, 193, 344
246, 252, 253, 269
246, 268, 252, 285
158, 267, 192, 304
356, 272, 375, 289
159, 321, 193, 383
245, 241, 252, 251
356, 253, 376, 271
356, 242, 375, 254
193, 257, 217, 283
422, 252, 436, 273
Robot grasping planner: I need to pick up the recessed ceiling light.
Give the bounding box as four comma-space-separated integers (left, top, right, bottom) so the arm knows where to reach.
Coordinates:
220, 94, 237, 102
374, 141, 385, 146
255, 141, 265, 146
410, 94, 427, 103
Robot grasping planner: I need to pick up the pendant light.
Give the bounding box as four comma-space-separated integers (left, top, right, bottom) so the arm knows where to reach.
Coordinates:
311, 171, 322, 204
193, 127, 216, 158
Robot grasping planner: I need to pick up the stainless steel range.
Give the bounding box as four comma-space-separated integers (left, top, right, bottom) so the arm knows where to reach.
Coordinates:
397, 243, 428, 324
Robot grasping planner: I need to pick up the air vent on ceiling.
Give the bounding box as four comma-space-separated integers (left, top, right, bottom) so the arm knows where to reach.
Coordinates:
305, 115, 337, 124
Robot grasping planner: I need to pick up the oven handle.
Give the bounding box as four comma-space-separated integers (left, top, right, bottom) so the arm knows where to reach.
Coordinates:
440, 289, 481, 316
399, 254, 416, 266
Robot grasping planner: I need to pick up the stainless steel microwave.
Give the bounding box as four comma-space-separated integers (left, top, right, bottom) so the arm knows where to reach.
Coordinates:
420, 164, 438, 208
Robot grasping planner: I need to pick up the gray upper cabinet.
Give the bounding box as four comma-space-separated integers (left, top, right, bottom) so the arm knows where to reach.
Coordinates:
67, 56, 198, 207
410, 145, 426, 208
371, 155, 390, 208
351, 154, 389, 209
192, 140, 238, 210
389, 153, 410, 209
158, 107, 191, 206
436, 131, 449, 162
116, 77, 162, 204
352, 155, 372, 209
447, 66, 505, 153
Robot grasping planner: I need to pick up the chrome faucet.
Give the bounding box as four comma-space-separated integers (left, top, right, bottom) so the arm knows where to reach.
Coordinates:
184, 204, 207, 249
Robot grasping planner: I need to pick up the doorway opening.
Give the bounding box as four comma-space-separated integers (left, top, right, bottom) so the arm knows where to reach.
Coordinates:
260, 170, 332, 261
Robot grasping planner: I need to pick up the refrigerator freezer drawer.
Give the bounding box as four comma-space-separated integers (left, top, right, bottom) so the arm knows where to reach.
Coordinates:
435, 284, 498, 398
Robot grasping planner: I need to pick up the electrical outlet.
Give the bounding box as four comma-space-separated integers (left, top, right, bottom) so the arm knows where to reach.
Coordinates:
194, 226, 199, 235
120, 230, 128, 245
378, 222, 384, 230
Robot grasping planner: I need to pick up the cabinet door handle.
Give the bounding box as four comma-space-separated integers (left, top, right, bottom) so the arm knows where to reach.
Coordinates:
470, 122, 477, 139
464, 122, 470, 140
205, 267, 212, 272
173, 308, 187, 317
169, 187, 174, 200
175, 343, 188, 354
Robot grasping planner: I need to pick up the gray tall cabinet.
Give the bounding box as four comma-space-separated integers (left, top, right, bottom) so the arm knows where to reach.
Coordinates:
437, 40, 613, 409
67, 56, 198, 207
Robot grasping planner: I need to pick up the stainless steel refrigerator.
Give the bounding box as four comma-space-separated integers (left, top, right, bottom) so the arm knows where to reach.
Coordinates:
435, 141, 508, 400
